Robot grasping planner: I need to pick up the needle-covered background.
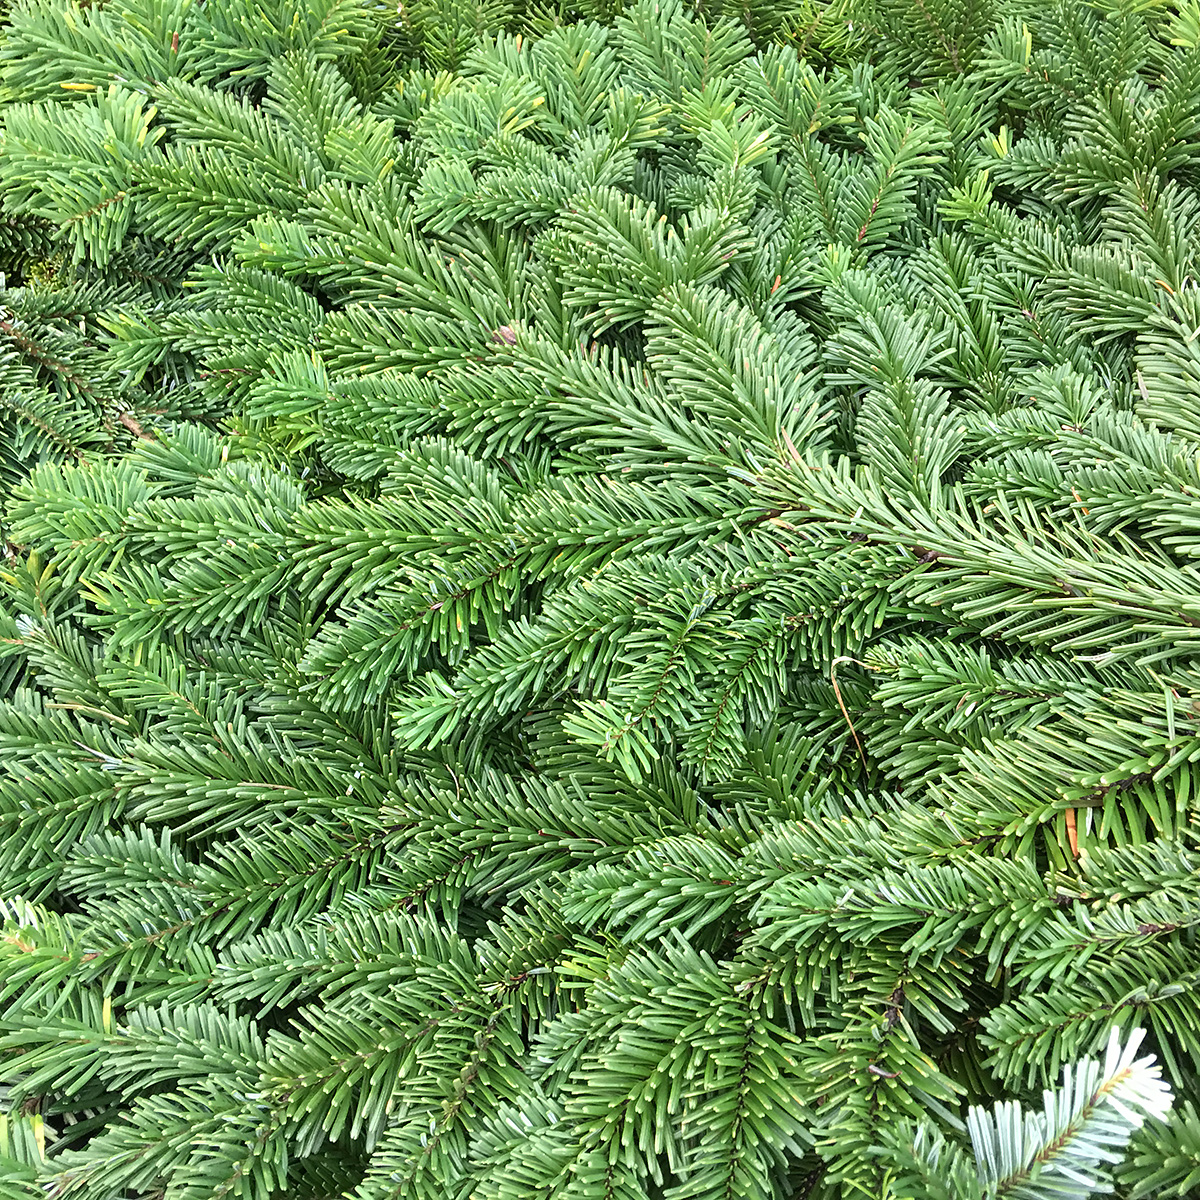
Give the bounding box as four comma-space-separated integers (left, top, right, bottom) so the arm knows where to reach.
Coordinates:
0, 0, 1199, 1194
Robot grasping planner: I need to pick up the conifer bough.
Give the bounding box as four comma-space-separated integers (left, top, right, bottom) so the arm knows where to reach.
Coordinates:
1, 0, 1200, 1194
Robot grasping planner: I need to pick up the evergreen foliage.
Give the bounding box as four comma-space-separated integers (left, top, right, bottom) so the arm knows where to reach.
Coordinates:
1, 0, 1200, 1195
